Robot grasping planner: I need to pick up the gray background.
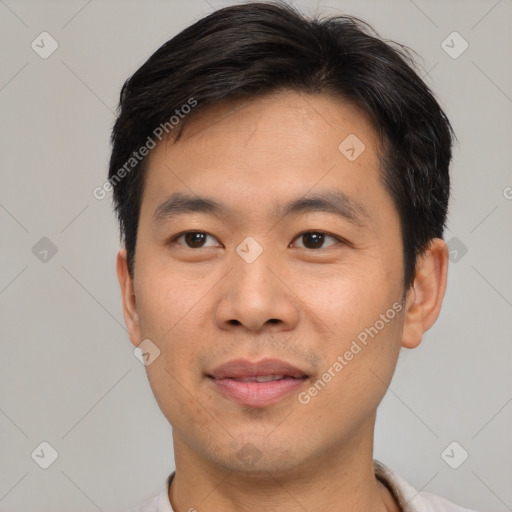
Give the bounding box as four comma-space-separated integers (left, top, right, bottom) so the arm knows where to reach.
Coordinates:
1, 0, 511, 511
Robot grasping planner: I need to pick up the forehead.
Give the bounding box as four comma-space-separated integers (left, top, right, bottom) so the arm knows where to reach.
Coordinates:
141, 91, 393, 226
172, 90, 379, 155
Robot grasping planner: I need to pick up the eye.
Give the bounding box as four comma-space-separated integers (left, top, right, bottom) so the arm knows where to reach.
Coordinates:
291, 231, 341, 250
170, 230, 343, 250
172, 231, 221, 249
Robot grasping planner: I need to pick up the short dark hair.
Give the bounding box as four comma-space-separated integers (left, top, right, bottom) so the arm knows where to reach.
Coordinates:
108, 1, 454, 289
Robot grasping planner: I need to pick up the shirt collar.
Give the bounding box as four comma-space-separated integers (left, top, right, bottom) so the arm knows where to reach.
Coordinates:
157, 460, 420, 512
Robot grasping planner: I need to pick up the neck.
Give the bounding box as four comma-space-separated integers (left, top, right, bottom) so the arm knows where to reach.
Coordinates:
168, 419, 399, 512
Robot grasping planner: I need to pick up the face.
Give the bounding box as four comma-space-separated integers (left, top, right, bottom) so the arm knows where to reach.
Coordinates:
119, 91, 411, 476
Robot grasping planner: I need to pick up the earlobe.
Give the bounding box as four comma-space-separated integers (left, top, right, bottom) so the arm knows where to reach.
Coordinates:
116, 249, 142, 347
401, 238, 449, 349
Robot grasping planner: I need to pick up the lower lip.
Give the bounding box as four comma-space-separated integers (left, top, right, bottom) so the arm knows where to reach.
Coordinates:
210, 377, 308, 407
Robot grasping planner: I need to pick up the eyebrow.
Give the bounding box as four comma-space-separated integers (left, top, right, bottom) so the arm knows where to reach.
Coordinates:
153, 191, 369, 226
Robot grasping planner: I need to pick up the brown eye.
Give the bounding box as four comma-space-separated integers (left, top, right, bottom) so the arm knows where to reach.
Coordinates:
174, 232, 219, 248
293, 231, 339, 249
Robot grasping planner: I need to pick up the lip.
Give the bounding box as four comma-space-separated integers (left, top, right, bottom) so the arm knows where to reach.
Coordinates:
207, 358, 309, 407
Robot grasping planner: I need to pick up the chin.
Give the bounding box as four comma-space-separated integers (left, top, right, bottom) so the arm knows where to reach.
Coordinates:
202, 435, 311, 477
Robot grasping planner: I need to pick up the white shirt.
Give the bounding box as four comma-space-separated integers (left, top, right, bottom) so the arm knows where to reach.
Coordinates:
126, 460, 478, 512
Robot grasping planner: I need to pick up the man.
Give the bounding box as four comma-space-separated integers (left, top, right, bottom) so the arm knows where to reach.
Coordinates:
109, 2, 477, 511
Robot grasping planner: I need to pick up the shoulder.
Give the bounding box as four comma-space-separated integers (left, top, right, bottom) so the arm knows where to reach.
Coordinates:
408, 490, 479, 512
123, 472, 175, 512
374, 460, 480, 512
126, 496, 158, 512
124, 495, 159, 512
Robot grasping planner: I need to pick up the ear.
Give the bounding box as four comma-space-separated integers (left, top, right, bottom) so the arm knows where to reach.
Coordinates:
116, 249, 142, 347
401, 238, 449, 349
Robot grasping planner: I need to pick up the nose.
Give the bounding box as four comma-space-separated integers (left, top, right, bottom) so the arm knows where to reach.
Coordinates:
214, 244, 300, 333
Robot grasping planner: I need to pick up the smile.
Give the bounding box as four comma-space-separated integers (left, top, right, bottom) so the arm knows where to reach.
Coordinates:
207, 358, 310, 407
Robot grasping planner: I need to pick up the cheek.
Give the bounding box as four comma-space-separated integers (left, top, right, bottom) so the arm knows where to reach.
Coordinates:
298, 308, 404, 439
135, 275, 211, 427
134, 265, 209, 339
133, 269, 213, 406
291, 260, 402, 339
292, 264, 404, 402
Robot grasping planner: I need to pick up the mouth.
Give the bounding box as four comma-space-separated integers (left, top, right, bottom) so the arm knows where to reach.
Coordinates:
207, 358, 310, 407
227, 374, 304, 382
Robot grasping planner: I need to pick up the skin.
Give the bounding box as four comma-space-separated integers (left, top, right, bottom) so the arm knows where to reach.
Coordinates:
117, 90, 449, 512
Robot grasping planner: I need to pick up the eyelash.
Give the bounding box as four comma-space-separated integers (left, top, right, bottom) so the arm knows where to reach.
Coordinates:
169, 230, 346, 250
